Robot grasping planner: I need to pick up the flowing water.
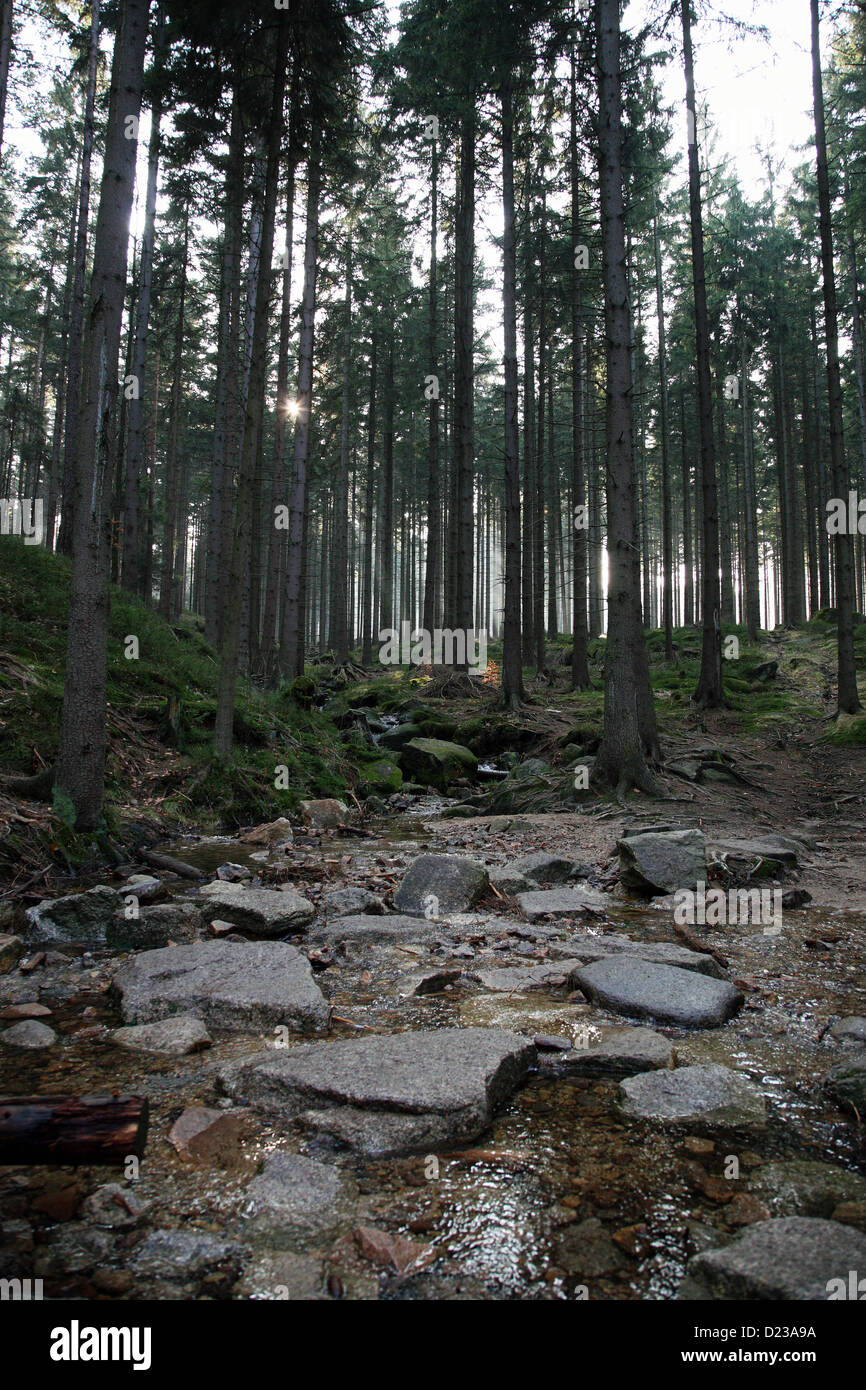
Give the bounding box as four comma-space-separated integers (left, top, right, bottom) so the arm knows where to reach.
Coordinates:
1, 802, 865, 1301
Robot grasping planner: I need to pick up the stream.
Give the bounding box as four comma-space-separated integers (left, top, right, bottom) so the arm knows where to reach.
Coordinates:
1, 797, 865, 1301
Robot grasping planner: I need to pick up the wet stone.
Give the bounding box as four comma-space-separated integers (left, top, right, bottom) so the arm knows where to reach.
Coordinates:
320, 886, 384, 917
106, 901, 201, 949
394, 854, 489, 916
243, 1152, 352, 1243
24, 886, 121, 943
234, 1250, 326, 1300
748, 1160, 866, 1219
1, 1018, 56, 1049
618, 1064, 766, 1132
220, 1027, 536, 1158
198, 882, 315, 936
574, 957, 743, 1029
308, 914, 437, 947
112, 1013, 212, 1056
562, 1025, 674, 1079
128, 1229, 244, 1286
473, 961, 585, 993
828, 1016, 866, 1045
678, 1217, 866, 1300
111, 940, 330, 1034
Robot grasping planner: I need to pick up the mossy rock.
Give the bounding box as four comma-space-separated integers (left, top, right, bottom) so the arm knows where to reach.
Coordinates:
289, 675, 317, 708
414, 713, 458, 740
452, 715, 530, 755
378, 722, 425, 751
398, 737, 477, 790
356, 757, 403, 797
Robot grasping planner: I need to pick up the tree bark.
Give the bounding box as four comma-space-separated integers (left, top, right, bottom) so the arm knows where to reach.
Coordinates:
500, 76, 523, 708
681, 0, 723, 708
281, 127, 322, 681
811, 0, 861, 712
54, 0, 149, 829
592, 0, 658, 798
214, 12, 290, 755
122, 4, 164, 596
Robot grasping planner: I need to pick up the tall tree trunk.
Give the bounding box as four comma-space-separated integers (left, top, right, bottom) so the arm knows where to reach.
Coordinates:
681, 0, 723, 708
54, 0, 149, 828
422, 138, 440, 636
280, 127, 322, 681
453, 107, 475, 650
653, 199, 674, 662
329, 231, 352, 661
500, 76, 523, 708
56, 0, 101, 556
206, 76, 243, 643
360, 336, 376, 666
811, 0, 861, 713
592, 0, 658, 797
214, 13, 289, 755
741, 340, 761, 639
570, 36, 590, 688
122, 4, 164, 596
0, 0, 13, 162
261, 126, 298, 676
158, 204, 188, 621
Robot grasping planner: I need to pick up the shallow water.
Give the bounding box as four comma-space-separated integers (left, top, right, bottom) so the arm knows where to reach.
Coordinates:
2, 823, 865, 1301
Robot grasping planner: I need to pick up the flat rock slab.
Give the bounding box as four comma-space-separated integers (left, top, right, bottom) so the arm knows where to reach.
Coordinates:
617, 829, 706, 895
198, 882, 314, 936
562, 1025, 674, 1079
394, 854, 488, 915
748, 1160, 866, 1219
709, 836, 801, 867
618, 1064, 766, 1131
517, 887, 611, 921
221, 1026, 536, 1157
474, 961, 585, 994
563, 935, 728, 979
112, 1013, 212, 1056
678, 1218, 866, 1300
112, 941, 330, 1034
243, 1152, 352, 1242
308, 914, 437, 947
575, 957, 743, 1029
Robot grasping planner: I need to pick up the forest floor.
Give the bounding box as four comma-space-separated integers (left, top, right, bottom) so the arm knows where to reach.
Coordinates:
1, 545, 866, 1300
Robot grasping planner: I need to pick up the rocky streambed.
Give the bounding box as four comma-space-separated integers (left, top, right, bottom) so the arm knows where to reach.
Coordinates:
1, 798, 865, 1301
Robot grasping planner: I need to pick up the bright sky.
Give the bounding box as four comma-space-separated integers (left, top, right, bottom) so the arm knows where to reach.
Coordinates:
634, 0, 819, 199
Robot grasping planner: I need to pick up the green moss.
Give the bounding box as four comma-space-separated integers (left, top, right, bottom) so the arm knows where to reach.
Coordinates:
0, 537, 365, 834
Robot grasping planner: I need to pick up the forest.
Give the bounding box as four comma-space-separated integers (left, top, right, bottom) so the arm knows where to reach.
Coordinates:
0, 0, 865, 1320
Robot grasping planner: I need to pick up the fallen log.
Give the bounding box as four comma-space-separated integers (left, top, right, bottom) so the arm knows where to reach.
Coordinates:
142, 849, 203, 880
0, 1094, 148, 1164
